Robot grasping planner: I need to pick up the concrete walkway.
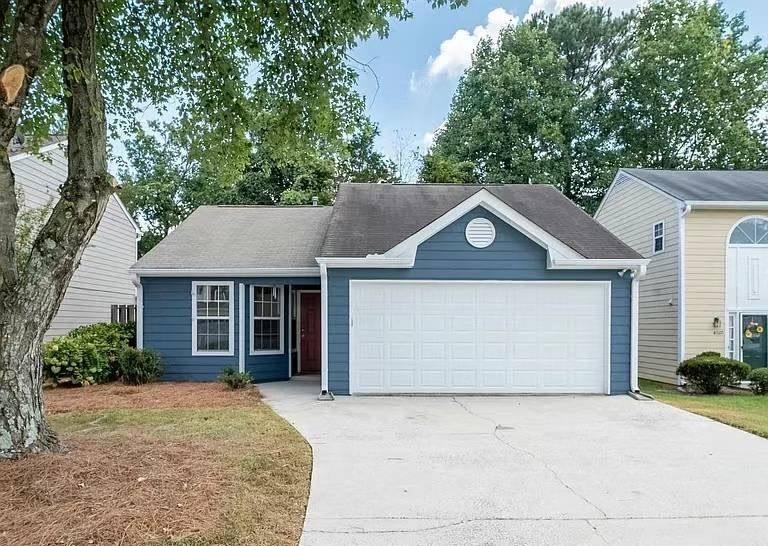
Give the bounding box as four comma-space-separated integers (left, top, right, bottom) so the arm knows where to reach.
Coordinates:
259, 378, 768, 546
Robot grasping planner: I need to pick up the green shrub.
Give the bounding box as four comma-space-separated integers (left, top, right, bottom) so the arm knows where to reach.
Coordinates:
697, 351, 722, 358
677, 352, 751, 394
748, 368, 768, 395
218, 367, 252, 389
117, 347, 164, 385
43, 336, 110, 386
68, 322, 135, 368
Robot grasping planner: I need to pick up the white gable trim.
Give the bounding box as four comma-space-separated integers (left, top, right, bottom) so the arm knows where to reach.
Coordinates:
383, 189, 583, 261
316, 189, 649, 272
595, 170, 683, 219
687, 201, 768, 209
113, 193, 140, 234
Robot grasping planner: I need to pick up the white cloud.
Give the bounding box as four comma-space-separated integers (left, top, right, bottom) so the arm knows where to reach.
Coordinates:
427, 7, 518, 80
421, 121, 447, 150
524, 0, 641, 20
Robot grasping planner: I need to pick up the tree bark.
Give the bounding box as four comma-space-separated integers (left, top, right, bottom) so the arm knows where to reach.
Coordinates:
0, 0, 113, 459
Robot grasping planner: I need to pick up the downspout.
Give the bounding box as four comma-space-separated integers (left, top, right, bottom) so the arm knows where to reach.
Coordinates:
131, 274, 143, 349
630, 264, 647, 393
319, 263, 333, 400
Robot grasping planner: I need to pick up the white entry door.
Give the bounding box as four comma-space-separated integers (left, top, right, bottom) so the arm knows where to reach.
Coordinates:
349, 281, 610, 394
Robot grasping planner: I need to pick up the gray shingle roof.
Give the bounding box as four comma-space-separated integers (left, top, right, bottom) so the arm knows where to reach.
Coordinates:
320, 184, 642, 260
622, 168, 768, 202
132, 206, 333, 270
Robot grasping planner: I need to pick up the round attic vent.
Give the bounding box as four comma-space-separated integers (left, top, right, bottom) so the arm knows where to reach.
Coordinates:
465, 217, 496, 248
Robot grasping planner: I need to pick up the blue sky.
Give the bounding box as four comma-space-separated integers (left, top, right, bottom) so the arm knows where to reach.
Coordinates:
352, 0, 768, 171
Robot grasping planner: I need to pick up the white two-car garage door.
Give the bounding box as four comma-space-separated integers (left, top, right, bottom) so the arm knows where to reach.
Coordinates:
349, 281, 611, 394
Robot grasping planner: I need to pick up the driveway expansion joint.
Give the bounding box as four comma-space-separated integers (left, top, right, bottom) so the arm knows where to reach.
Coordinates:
450, 396, 608, 519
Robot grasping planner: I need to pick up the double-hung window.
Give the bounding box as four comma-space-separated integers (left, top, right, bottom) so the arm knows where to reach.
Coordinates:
192, 282, 234, 355
652, 221, 665, 254
251, 285, 283, 355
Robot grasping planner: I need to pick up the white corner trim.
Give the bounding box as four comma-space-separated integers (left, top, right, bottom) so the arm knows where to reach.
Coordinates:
687, 201, 768, 210
630, 269, 644, 393
238, 283, 245, 373
678, 204, 691, 365
249, 284, 285, 356
320, 263, 329, 395
132, 267, 320, 277
132, 276, 144, 350
191, 280, 235, 357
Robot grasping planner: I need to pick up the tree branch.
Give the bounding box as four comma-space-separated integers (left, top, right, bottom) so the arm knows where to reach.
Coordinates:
0, 0, 59, 292
21, 0, 113, 319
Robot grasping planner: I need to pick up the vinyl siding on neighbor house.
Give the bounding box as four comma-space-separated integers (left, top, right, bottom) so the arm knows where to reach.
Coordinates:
141, 276, 320, 381
326, 207, 633, 395
684, 209, 768, 359
13, 147, 138, 339
595, 176, 681, 383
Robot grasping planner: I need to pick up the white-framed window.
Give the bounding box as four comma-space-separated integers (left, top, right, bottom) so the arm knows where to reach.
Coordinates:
727, 312, 738, 360
652, 221, 665, 254
250, 285, 284, 355
192, 281, 234, 356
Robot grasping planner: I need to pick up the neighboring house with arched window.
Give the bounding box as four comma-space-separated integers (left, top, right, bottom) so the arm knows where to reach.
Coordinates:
596, 169, 768, 384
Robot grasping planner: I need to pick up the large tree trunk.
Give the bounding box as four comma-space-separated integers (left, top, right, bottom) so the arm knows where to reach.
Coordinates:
0, 0, 112, 459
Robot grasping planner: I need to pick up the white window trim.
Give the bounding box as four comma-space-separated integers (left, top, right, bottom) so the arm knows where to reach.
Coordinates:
652, 221, 665, 254
250, 284, 285, 356
191, 281, 235, 357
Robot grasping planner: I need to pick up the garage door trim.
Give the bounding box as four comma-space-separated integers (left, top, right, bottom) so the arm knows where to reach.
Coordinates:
348, 280, 612, 395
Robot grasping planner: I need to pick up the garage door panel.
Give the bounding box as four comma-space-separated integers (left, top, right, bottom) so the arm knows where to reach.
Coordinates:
350, 281, 609, 394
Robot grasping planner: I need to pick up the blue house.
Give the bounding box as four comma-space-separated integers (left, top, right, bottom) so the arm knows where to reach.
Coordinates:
131, 184, 648, 396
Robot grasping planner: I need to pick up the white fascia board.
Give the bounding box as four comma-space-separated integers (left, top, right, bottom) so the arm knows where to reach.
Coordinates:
382, 189, 584, 261
315, 256, 414, 268
549, 258, 649, 273
687, 201, 768, 210
8, 140, 67, 163
132, 267, 321, 277
113, 193, 140, 234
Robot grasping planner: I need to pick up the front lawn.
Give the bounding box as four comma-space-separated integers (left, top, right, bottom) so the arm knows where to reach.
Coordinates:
641, 379, 768, 439
1, 383, 312, 546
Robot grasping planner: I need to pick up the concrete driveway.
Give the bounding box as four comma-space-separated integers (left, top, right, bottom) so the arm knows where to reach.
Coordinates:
259, 378, 768, 546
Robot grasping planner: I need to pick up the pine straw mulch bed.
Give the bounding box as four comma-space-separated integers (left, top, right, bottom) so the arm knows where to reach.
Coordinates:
0, 383, 312, 546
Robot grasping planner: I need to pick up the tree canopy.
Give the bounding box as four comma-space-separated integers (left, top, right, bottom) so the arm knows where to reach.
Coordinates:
0, 0, 465, 458
422, 0, 768, 211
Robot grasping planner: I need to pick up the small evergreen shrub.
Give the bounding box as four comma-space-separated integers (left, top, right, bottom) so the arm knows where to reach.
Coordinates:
748, 368, 768, 395
117, 347, 164, 385
218, 367, 252, 389
677, 352, 751, 394
43, 336, 110, 386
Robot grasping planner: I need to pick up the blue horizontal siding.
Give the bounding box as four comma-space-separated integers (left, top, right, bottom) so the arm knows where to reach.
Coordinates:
141, 276, 319, 382
327, 207, 632, 395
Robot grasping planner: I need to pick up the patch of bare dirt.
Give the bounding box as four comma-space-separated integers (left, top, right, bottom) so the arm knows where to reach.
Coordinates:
45, 381, 261, 414
0, 435, 227, 546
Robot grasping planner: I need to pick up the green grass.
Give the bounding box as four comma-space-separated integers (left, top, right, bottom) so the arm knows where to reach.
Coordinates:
641, 379, 768, 439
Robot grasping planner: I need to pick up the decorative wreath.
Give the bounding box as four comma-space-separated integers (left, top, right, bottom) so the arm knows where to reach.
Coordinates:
745, 321, 764, 341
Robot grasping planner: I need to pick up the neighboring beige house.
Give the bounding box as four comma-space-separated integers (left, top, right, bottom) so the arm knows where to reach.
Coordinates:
12, 138, 139, 339
596, 169, 768, 383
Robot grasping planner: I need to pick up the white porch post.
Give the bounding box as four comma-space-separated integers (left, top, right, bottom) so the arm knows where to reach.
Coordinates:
287, 283, 292, 378
238, 283, 245, 373
319, 263, 332, 399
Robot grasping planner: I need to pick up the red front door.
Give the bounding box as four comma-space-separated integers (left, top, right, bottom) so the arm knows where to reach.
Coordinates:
300, 292, 321, 374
